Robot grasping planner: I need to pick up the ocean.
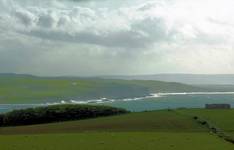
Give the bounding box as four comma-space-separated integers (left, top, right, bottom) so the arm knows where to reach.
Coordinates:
1, 92, 234, 113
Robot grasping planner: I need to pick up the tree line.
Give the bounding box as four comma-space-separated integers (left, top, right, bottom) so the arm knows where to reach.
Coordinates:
0, 104, 128, 126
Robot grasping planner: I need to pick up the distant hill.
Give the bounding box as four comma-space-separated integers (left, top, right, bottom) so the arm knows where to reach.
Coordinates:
100, 74, 234, 85
0, 73, 204, 104
0, 73, 35, 78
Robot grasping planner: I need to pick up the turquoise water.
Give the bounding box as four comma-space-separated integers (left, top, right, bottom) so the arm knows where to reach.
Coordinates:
105, 94, 234, 111
1, 94, 234, 112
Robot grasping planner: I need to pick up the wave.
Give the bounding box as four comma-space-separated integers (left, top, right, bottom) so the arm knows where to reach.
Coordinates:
157, 92, 234, 96
44, 93, 160, 105
2, 92, 234, 106
55, 92, 234, 105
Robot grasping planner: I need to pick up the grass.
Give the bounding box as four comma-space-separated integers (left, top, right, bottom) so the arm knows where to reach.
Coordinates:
0, 110, 206, 134
176, 108, 234, 143
0, 132, 233, 150
0, 109, 233, 150
176, 109, 234, 132
230, 132, 234, 137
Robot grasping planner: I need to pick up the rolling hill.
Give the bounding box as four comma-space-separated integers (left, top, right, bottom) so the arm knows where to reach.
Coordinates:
0, 109, 233, 150
0, 73, 205, 104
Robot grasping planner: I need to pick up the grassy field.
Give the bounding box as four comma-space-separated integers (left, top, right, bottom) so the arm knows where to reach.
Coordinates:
0, 74, 203, 104
0, 109, 233, 150
0, 132, 232, 150
0, 111, 206, 134
176, 109, 234, 133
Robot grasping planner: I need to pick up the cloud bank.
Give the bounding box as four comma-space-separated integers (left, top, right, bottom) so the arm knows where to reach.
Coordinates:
0, 0, 234, 75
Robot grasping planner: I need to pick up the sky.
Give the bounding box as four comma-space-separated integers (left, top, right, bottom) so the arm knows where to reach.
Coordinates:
0, 0, 234, 76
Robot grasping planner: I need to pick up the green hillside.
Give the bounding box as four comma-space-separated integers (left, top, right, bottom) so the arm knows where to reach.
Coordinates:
177, 109, 234, 130
0, 74, 203, 104
0, 109, 233, 150
0, 110, 206, 134
176, 109, 234, 137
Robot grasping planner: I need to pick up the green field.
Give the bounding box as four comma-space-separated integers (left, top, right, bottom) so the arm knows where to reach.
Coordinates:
0, 109, 234, 150
0, 111, 206, 134
0, 74, 204, 104
0, 132, 232, 150
176, 109, 234, 136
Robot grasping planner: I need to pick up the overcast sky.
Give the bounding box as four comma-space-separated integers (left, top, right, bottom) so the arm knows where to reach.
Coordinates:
0, 0, 234, 76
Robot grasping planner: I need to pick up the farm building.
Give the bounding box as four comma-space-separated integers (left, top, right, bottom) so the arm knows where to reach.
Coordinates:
205, 104, 231, 109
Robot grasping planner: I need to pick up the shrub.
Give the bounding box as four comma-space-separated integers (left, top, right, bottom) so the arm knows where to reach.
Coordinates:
201, 121, 207, 125
2, 104, 129, 126
0, 114, 3, 126
198, 120, 207, 125
224, 136, 234, 144
210, 127, 217, 133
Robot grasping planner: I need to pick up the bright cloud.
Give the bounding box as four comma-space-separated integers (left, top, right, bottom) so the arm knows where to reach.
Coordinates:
0, 0, 234, 75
